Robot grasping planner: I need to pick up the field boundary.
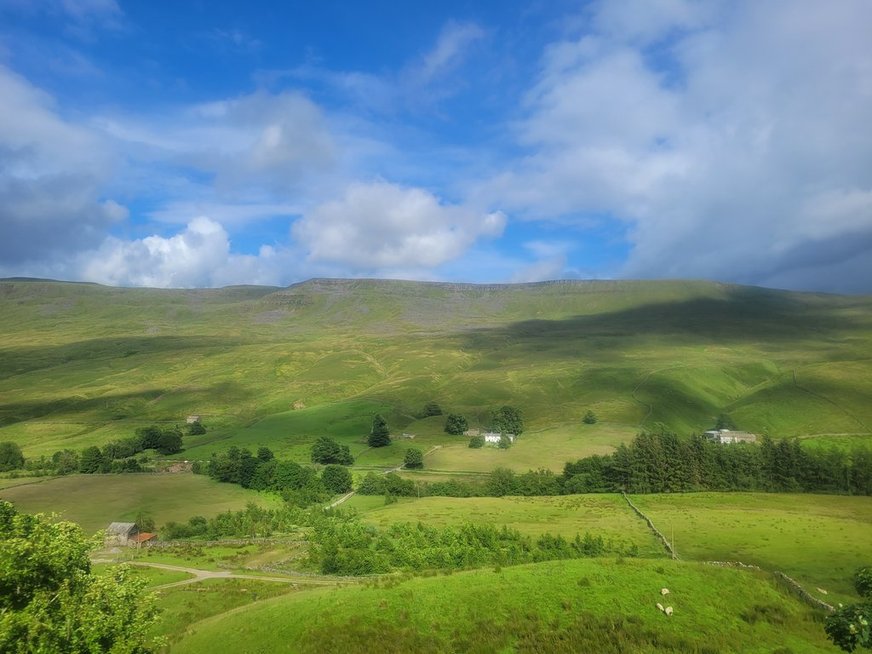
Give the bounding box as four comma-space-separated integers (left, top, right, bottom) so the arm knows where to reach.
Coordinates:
621, 493, 677, 558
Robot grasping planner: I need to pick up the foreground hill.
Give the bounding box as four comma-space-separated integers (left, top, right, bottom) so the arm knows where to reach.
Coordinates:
1, 278, 871, 464
172, 557, 835, 653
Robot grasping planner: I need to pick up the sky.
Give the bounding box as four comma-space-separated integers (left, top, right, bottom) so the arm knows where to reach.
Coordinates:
1, 0, 871, 293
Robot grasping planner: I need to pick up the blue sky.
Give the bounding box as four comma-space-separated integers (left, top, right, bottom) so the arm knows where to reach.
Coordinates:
1, 0, 871, 292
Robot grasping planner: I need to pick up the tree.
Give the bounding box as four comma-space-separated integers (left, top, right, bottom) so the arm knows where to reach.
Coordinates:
322, 465, 353, 494
0, 501, 159, 652
490, 406, 523, 435
156, 428, 183, 455
582, 410, 598, 425
257, 446, 274, 462
444, 414, 468, 435
714, 413, 737, 430
369, 414, 391, 447
135, 426, 162, 451
311, 437, 353, 465
422, 402, 443, 417
498, 434, 512, 449
51, 449, 79, 475
188, 420, 206, 436
404, 448, 424, 469
0, 442, 24, 472
468, 435, 484, 449
78, 446, 106, 474
486, 467, 518, 496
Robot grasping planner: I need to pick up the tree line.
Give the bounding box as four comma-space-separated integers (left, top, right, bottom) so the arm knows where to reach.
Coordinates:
357, 430, 872, 498
0, 422, 201, 477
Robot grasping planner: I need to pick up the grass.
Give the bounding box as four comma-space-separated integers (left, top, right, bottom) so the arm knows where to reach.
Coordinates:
629, 492, 872, 604
91, 562, 195, 588
2, 278, 872, 472
149, 578, 308, 647
346, 494, 663, 555
0, 473, 282, 534
172, 557, 836, 653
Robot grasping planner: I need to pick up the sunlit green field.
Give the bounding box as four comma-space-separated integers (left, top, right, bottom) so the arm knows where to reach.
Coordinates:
0, 473, 281, 534
172, 557, 836, 654
629, 492, 872, 604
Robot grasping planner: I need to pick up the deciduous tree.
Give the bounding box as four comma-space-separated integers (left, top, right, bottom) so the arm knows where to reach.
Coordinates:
444, 414, 468, 435
0, 501, 159, 653
404, 448, 424, 469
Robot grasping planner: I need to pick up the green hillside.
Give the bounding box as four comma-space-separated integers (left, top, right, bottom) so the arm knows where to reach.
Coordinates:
2, 278, 871, 469
172, 557, 836, 653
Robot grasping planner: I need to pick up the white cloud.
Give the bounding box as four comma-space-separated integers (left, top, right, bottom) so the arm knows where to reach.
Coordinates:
97, 90, 336, 196
416, 21, 486, 82
78, 217, 295, 288
293, 181, 505, 271
485, 0, 872, 292
0, 65, 124, 263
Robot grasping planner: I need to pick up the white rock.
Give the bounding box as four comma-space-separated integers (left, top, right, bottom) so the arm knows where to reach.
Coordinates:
664, 606, 673, 616
656, 603, 664, 612
660, 588, 670, 595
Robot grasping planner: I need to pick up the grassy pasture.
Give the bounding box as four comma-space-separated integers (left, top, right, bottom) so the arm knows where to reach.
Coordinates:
172, 557, 835, 653
150, 578, 307, 647
629, 492, 872, 604
0, 473, 281, 534
346, 494, 663, 555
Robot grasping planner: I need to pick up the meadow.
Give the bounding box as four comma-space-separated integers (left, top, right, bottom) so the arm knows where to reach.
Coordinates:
171, 557, 836, 653
0, 473, 281, 534
629, 492, 872, 604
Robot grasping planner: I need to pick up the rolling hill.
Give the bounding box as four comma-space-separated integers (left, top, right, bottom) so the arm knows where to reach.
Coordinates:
2, 277, 871, 468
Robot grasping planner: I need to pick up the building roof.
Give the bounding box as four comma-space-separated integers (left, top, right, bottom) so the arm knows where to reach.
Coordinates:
106, 522, 137, 535
130, 532, 156, 544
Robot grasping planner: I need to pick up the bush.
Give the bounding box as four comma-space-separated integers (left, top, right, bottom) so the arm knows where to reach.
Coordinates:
0, 441, 24, 472
422, 402, 443, 417
404, 448, 424, 469
469, 435, 484, 449
188, 420, 207, 435
855, 566, 872, 598
582, 410, 597, 425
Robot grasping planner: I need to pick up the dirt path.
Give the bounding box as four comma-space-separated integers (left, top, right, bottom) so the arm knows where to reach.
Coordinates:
326, 445, 442, 509
128, 561, 342, 590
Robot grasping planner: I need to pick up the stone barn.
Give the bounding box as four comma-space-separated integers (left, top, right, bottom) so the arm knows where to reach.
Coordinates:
105, 522, 138, 546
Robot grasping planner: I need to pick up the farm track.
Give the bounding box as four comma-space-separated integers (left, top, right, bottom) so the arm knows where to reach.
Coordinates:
128, 561, 345, 590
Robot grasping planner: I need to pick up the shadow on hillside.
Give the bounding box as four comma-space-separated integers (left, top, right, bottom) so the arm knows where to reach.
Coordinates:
0, 382, 253, 427
0, 335, 245, 380
459, 288, 871, 355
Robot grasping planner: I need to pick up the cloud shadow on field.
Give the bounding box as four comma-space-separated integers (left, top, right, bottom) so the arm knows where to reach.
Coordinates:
0, 335, 246, 381
458, 287, 872, 357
